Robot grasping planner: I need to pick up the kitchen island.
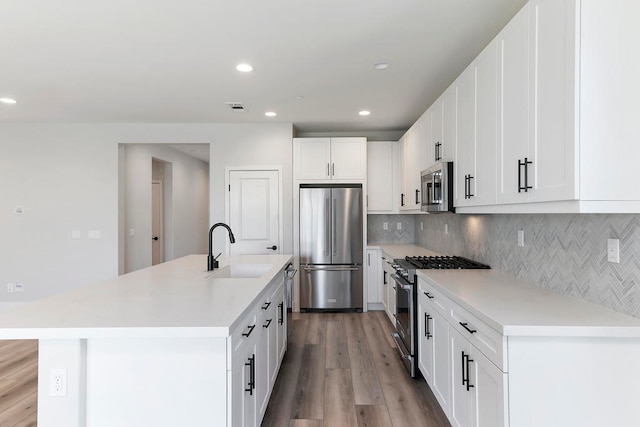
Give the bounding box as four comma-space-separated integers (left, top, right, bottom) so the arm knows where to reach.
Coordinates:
0, 254, 293, 427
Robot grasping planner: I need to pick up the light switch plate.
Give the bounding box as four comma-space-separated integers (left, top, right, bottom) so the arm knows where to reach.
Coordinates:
71, 230, 81, 240
397, 222, 402, 230
88, 230, 101, 240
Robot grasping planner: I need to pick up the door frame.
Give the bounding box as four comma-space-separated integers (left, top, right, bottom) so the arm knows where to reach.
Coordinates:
151, 179, 164, 265
224, 166, 284, 255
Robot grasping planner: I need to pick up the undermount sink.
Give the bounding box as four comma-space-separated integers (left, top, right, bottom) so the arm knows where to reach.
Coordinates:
208, 263, 273, 279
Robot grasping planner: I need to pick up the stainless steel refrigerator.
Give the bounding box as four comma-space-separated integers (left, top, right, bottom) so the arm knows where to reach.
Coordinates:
299, 184, 363, 310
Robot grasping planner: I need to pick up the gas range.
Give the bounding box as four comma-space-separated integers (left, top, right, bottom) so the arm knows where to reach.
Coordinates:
392, 255, 490, 284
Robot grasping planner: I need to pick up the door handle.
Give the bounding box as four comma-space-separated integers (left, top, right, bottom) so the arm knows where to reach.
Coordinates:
266, 245, 277, 250
152, 236, 159, 241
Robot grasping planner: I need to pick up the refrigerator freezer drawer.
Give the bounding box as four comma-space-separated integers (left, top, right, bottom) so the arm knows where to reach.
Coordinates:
300, 265, 363, 310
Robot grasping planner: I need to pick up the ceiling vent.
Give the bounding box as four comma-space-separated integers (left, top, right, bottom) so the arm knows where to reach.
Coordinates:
225, 102, 246, 112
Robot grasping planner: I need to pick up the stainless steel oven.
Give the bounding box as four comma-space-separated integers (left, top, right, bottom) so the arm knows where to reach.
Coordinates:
390, 261, 418, 378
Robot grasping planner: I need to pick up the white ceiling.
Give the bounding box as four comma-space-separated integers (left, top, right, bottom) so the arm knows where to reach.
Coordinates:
0, 0, 527, 134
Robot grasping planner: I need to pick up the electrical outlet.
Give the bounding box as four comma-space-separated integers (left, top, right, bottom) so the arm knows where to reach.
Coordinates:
420, 221, 424, 230
88, 230, 101, 240
383, 222, 388, 230
445, 224, 449, 235
607, 239, 620, 263
397, 222, 402, 230
517, 230, 524, 247
71, 230, 81, 240
15, 206, 24, 215
50, 368, 67, 397
129, 228, 135, 237
7, 283, 14, 293
14, 283, 24, 292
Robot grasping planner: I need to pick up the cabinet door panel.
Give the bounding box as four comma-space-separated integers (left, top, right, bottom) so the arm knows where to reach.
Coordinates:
431, 310, 450, 415
474, 39, 498, 206
331, 137, 366, 179
294, 138, 331, 180
417, 294, 434, 385
470, 347, 508, 427
529, 0, 577, 202
497, 4, 530, 205
367, 142, 395, 212
449, 329, 473, 427
454, 64, 476, 208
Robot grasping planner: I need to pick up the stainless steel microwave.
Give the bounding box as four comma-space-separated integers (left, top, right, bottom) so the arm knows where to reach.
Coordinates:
420, 162, 455, 213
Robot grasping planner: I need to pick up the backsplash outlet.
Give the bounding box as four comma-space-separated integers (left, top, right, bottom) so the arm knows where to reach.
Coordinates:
368, 215, 414, 244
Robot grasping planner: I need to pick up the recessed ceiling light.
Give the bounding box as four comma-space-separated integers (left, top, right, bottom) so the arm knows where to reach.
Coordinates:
265, 111, 277, 117
359, 110, 371, 116
295, 96, 304, 100
373, 62, 390, 70
0, 97, 17, 104
236, 63, 253, 72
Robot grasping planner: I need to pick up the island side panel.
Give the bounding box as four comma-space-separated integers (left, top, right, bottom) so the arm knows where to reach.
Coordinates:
85, 337, 227, 427
507, 336, 640, 427
38, 339, 87, 427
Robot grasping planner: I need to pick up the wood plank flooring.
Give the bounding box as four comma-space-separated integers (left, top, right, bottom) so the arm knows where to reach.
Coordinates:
262, 311, 451, 427
0, 340, 38, 427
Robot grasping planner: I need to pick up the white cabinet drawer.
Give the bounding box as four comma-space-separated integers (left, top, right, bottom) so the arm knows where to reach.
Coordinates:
418, 279, 452, 319
230, 309, 258, 368
450, 302, 507, 371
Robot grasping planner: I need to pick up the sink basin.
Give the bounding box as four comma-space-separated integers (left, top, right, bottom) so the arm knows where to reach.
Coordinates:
208, 263, 273, 279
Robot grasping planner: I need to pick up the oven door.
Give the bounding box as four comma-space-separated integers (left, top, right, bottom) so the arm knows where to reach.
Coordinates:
391, 273, 415, 377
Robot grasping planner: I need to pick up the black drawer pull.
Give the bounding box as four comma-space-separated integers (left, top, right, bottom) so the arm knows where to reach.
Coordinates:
424, 292, 434, 299
261, 301, 271, 310
242, 324, 256, 337
278, 302, 284, 325
459, 322, 477, 334
263, 318, 273, 328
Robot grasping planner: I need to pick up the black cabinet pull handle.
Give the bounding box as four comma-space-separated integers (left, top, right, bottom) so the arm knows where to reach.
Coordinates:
467, 175, 474, 199
435, 142, 442, 161
423, 291, 434, 299
278, 302, 284, 325
261, 301, 271, 310
426, 314, 433, 339
415, 189, 420, 205
464, 175, 468, 199
518, 158, 533, 193
152, 236, 159, 241
266, 245, 277, 250
245, 354, 255, 395
242, 324, 256, 337
466, 355, 475, 391
401, 193, 405, 207
461, 351, 466, 386
383, 271, 387, 284
263, 318, 273, 328
459, 322, 477, 334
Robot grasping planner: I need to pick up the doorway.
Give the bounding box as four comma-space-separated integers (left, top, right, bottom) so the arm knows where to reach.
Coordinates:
151, 180, 163, 265
227, 169, 282, 255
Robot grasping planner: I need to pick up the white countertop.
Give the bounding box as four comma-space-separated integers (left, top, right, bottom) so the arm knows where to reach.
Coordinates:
418, 269, 640, 338
368, 242, 640, 338
0, 254, 292, 340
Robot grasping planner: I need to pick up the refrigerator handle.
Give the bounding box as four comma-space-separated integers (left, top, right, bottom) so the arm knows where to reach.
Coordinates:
303, 266, 360, 272
325, 197, 331, 257
332, 198, 337, 257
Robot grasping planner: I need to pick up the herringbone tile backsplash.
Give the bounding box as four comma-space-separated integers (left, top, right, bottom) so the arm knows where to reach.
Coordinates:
413, 213, 640, 319
367, 214, 415, 244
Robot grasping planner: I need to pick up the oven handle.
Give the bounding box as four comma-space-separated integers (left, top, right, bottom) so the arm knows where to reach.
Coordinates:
392, 274, 412, 290
392, 332, 413, 361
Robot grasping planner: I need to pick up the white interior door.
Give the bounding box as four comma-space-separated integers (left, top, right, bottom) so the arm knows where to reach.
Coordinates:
151, 180, 163, 265
228, 170, 280, 254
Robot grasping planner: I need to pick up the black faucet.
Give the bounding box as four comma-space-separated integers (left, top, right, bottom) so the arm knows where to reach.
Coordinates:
208, 223, 236, 271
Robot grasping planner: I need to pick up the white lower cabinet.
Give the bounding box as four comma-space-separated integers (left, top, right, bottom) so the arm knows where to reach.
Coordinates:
230, 278, 286, 427
381, 253, 396, 325
449, 328, 508, 427
418, 278, 507, 427
366, 249, 382, 306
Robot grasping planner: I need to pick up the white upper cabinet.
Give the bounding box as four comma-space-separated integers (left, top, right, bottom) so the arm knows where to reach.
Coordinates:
294, 137, 366, 181
454, 63, 476, 208
399, 110, 432, 212
432, 85, 455, 163
367, 141, 397, 213
496, 0, 577, 206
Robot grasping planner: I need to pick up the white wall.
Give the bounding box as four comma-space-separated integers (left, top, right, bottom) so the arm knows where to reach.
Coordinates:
209, 124, 294, 255
123, 144, 209, 273
0, 123, 293, 303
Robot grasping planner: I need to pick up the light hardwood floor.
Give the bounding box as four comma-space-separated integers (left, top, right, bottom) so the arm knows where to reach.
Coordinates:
0, 313, 450, 427
0, 340, 38, 427
262, 311, 451, 427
